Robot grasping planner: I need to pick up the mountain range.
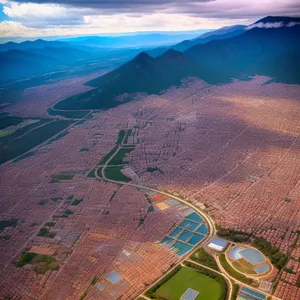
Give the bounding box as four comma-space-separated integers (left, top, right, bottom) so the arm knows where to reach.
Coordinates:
147, 25, 246, 56
54, 16, 300, 111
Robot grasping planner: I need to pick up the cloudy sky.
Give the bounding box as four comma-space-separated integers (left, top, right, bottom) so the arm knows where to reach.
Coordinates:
0, 0, 299, 37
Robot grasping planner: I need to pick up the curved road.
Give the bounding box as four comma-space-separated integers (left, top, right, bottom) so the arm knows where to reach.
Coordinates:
94, 136, 278, 300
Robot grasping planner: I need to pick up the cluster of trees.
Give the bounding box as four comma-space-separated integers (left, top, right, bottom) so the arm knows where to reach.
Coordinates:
217, 228, 251, 243
231, 283, 240, 300
0, 219, 20, 231
219, 253, 254, 286
184, 261, 228, 300
145, 265, 181, 299
217, 227, 288, 270
190, 248, 219, 271
16, 252, 58, 274
38, 227, 56, 238
252, 237, 287, 270
17, 252, 37, 267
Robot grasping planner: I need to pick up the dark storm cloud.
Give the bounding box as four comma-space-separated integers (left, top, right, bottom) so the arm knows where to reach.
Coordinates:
10, 0, 300, 19
11, 0, 213, 10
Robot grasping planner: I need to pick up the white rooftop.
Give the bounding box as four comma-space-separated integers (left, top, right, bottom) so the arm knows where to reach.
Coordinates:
207, 237, 228, 251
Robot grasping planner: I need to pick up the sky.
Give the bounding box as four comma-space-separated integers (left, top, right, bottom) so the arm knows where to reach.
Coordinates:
0, 0, 299, 38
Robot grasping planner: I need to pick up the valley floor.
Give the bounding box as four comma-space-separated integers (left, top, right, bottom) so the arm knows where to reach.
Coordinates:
0, 75, 299, 299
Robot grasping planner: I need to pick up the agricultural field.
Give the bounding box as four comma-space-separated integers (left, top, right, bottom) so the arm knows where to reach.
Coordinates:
0, 118, 74, 164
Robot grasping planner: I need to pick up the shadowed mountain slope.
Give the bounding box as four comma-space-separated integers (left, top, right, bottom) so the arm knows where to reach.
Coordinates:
147, 25, 246, 57
185, 22, 300, 83
52, 16, 300, 111
54, 49, 221, 110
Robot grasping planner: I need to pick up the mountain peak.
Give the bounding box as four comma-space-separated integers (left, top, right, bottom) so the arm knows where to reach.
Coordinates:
247, 16, 300, 30
132, 51, 154, 64
163, 48, 183, 57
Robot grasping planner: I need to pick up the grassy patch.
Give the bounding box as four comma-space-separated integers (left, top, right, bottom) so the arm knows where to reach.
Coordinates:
108, 147, 134, 165
17, 252, 37, 267
47, 130, 69, 144
116, 130, 126, 144
17, 252, 58, 273
99, 145, 118, 165
51, 197, 61, 203
38, 200, 47, 205
65, 209, 73, 215
155, 266, 223, 300
190, 248, 219, 271
109, 189, 118, 203
0, 119, 73, 165
219, 253, 254, 286
104, 166, 131, 182
231, 283, 240, 300
96, 167, 103, 178
38, 227, 56, 238
232, 261, 256, 275
32, 255, 58, 274
145, 265, 182, 298
147, 167, 164, 174
0, 219, 19, 231
87, 168, 96, 178
45, 222, 55, 227
51, 173, 74, 182
0, 112, 24, 130
79, 291, 88, 300
124, 129, 133, 144
71, 199, 83, 206
12, 151, 35, 163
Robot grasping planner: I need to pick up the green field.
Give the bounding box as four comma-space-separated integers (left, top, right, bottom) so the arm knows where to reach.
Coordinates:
219, 253, 254, 286
156, 267, 222, 300
0, 112, 24, 130
108, 147, 135, 165
0, 119, 74, 164
104, 166, 131, 182
190, 248, 219, 271
51, 173, 74, 182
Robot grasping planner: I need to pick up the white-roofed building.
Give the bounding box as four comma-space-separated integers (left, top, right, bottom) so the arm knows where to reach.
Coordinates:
207, 237, 228, 251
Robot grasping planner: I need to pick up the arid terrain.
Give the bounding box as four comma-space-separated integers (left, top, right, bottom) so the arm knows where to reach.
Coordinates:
0, 75, 299, 299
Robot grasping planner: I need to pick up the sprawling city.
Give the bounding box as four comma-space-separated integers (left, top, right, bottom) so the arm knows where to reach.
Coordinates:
0, 1, 299, 300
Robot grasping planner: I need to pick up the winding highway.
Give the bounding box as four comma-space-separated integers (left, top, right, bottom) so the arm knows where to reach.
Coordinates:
93, 129, 279, 300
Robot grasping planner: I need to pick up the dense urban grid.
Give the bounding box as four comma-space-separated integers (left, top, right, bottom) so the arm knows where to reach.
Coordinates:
0, 75, 299, 299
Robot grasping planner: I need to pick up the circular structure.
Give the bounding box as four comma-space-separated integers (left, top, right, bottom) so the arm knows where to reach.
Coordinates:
227, 245, 272, 277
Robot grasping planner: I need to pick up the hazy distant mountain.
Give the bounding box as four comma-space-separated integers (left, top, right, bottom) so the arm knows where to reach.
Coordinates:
0, 46, 91, 82
0, 39, 68, 52
54, 16, 300, 111
147, 25, 246, 57
60, 32, 209, 48
0, 49, 59, 82
26, 46, 89, 65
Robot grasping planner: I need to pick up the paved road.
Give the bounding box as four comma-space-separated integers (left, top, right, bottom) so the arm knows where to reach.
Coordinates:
94, 130, 281, 300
